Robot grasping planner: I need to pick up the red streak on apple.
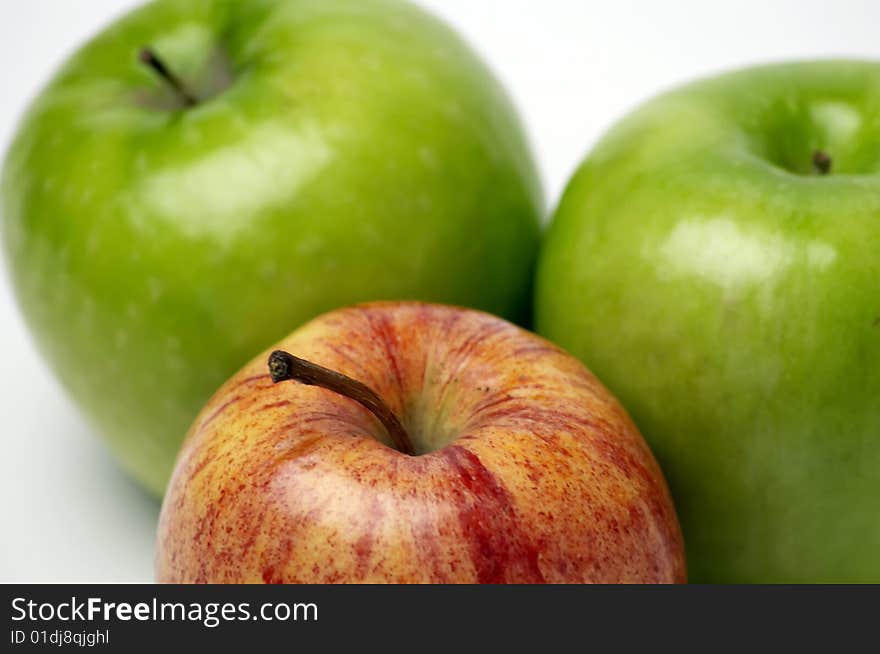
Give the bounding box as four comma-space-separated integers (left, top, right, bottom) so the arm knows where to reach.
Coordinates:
156, 303, 686, 583
442, 445, 544, 583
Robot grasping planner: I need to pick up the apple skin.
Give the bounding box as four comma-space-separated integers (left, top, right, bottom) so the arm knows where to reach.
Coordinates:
155, 303, 685, 583
0, 0, 542, 496
535, 61, 880, 582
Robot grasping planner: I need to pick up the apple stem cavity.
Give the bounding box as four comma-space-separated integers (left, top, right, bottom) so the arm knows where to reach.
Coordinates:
812, 150, 832, 175
138, 47, 198, 108
267, 350, 416, 456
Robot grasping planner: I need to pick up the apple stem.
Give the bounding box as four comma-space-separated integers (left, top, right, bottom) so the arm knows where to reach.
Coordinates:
812, 150, 832, 175
138, 47, 197, 107
267, 350, 416, 456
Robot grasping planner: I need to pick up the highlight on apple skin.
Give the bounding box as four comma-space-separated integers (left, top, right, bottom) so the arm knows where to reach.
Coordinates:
155, 303, 686, 583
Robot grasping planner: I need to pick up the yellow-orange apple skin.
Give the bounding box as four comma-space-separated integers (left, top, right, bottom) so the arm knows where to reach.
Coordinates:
156, 303, 685, 583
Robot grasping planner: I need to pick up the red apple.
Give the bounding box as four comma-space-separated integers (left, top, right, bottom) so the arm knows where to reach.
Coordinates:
156, 303, 685, 583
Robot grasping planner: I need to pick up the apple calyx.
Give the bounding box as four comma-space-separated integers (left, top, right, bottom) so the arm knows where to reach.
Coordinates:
138, 47, 198, 107
267, 350, 416, 456
812, 150, 832, 175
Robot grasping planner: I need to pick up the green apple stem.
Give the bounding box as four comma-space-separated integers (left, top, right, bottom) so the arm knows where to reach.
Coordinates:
138, 47, 197, 107
812, 150, 832, 175
267, 350, 415, 456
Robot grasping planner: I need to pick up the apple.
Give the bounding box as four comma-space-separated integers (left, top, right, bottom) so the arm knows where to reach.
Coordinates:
535, 61, 880, 582
0, 0, 543, 495
155, 302, 685, 583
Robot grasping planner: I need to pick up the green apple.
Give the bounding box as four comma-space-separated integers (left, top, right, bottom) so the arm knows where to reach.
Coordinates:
535, 61, 880, 583
1, 0, 542, 496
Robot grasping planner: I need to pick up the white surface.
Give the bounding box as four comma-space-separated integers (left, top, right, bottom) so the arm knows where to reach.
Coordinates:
1, 0, 878, 583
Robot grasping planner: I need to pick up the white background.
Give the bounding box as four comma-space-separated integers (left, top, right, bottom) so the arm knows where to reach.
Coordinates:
1, 0, 877, 582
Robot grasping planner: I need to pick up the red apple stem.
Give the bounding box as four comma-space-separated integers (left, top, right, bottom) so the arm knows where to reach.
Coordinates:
812, 150, 832, 175
138, 47, 197, 107
267, 350, 415, 456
